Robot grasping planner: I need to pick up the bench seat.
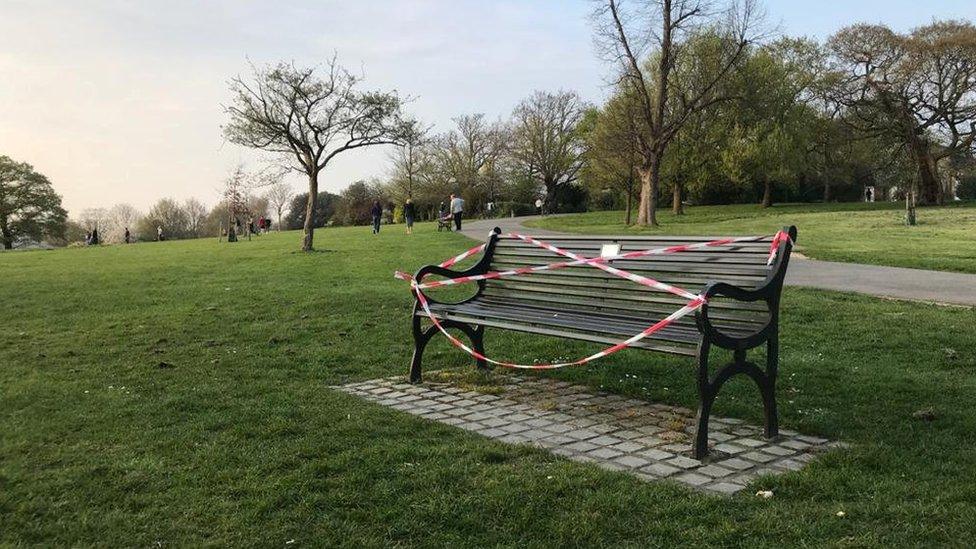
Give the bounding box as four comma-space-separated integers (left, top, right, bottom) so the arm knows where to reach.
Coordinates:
421, 297, 763, 356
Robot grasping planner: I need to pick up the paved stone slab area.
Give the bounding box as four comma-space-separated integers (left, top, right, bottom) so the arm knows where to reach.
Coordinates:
334, 374, 844, 496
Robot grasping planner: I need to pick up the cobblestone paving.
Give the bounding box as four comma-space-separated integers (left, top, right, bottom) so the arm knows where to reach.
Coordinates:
334, 374, 844, 496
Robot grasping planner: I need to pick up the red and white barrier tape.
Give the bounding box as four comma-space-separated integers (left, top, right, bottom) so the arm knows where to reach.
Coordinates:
411, 233, 769, 300
438, 242, 485, 268
767, 231, 794, 265
395, 230, 789, 370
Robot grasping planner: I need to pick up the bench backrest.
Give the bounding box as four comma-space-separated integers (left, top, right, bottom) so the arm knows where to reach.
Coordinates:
480, 232, 788, 336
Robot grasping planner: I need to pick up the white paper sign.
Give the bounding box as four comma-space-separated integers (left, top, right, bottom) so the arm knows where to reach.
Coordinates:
600, 243, 621, 258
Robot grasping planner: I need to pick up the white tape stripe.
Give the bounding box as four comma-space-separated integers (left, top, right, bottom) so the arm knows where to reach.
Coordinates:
407, 231, 776, 370
413, 279, 705, 370
512, 233, 700, 300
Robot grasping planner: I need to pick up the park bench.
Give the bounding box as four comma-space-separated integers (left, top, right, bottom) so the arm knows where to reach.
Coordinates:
407, 226, 797, 458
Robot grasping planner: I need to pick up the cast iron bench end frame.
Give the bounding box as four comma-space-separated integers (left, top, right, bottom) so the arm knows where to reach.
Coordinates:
408, 225, 797, 459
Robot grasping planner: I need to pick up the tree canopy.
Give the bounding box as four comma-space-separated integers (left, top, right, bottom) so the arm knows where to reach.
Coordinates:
224, 57, 412, 250
0, 156, 66, 249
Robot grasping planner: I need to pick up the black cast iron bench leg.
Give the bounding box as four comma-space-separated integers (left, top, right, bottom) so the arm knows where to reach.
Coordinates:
693, 339, 780, 459
410, 313, 487, 383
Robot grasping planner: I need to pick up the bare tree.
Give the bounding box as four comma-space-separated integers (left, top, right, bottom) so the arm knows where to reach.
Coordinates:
431, 114, 508, 211
223, 57, 411, 251
388, 119, 430, 200
79, 208, 109, 234
509, 90, 589, 213
829, 21, 976, 208
184, 198, 208, 237
105, 203, 142, 243
264, 181, 294, 231
222, 164, 251, 241
592, 0, 763, 226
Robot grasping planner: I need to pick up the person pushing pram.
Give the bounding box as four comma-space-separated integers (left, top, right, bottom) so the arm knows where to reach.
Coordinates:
437, 201, 453, 231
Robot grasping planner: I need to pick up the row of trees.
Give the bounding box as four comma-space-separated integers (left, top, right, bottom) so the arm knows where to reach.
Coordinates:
586, 0, 976, 226
221, 61, 596, 250
5, 2, 973, 250
223, 6, 975, 249
383, 92, 590, 222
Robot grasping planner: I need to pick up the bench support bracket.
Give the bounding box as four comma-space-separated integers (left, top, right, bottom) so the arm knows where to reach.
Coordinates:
410, 310, 487, 383
693, 335, 779, 459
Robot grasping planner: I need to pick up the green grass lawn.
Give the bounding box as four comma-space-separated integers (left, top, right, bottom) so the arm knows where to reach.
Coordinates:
525, 201, 976, 273
2, 225, 976, 546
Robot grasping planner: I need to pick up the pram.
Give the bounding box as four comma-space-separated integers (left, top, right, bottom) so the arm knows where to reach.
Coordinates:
437, 212, 453, 232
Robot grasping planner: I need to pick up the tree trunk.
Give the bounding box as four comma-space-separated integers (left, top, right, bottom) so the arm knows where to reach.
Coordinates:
761, 179, 773, 208
672, 180, 684, 215
1, 222, 12, 249
624, 182, 633, 226
906, 188, 917, 226
302, 170, 319, 252
822, 145, 832, 202
914, 148, 941, 205
636, 155, 660, 227
904, 126, 942, 206
543, 181, 557, 214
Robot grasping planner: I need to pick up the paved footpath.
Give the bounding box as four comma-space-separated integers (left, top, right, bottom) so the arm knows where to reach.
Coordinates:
336, 375, 843, 496
459, 215, 976, 307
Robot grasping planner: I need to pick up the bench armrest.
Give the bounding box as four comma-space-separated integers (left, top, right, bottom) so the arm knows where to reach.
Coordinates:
701, 281, 768, 303
695, 225, 796, 350
412, 228, 502, 306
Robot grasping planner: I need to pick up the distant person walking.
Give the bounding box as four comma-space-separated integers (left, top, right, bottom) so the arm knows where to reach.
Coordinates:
450, 193, 464, 231
157, 226, 164, 242
124, 227, 130, 244
404, 198, 415, 235
371, 200, 382, 234
535, 198, 543, 215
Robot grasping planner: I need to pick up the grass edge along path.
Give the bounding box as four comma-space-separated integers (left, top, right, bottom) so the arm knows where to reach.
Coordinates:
1, 225, 975, 546
524, 201, 976, 274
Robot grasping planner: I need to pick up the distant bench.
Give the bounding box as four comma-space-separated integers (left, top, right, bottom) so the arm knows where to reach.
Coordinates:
407, 226, 797, 458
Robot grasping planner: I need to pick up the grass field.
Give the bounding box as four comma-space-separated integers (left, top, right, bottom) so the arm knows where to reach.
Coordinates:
525, 201, 976, 273
2, 225, 976, 546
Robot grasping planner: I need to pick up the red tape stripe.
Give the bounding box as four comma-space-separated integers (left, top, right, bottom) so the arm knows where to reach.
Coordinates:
397, 231, 778, 370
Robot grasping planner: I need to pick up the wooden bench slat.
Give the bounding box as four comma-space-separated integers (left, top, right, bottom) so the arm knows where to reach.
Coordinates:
480, 281, 770, 313
422, 308, 699, 356
499, 235, 774, 244
476, 294, 767, 334
426, 300, 705, 337
485, 280, 766, 312
445, 299, 766, 338
489, 258, 771, 277
495, 247, 773, 259
484, 266, 767, 290
477, 294, 768, 328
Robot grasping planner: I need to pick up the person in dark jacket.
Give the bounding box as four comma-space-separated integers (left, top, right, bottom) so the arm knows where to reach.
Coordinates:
403, 199, 416, 235
370, 200, 382, 234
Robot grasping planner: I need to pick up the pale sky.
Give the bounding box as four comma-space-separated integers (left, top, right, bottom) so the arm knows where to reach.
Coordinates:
1, 0, 973, 217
